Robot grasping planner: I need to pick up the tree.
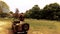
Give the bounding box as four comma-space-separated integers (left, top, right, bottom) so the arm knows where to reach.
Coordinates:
9, 11, 13, 14
25, 5, 41, 19
0, 13, 9, 18
25, 9, 32, 18
0, 1, 10, 17
25, 3, 60, 20
0, 1, 9, 13
43, 3, 60, 20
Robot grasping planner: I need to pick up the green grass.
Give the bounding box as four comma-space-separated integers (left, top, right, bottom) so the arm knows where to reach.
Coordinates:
0, 18, 60, 34
25, 19, 60, 34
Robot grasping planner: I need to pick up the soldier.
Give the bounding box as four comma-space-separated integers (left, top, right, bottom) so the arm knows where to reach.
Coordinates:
19, 13, 29, 34
19, 13, 25, 21
19, 13, 25, 24
12, 12, 29, 34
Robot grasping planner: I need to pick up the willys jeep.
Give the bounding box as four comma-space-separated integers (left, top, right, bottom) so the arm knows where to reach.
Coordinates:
12, 20, 29, 34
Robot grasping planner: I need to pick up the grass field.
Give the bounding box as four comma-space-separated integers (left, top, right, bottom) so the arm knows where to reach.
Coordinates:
0, 18, 60, 34
25, 19, 60, 34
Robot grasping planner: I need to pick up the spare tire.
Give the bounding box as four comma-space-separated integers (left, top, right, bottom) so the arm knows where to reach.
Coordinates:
22, 23, 29, 31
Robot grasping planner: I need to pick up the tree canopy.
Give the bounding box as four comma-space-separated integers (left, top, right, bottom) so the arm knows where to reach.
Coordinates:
0, 1, 10, 17
25, 5, 41, 19
25, 3, 60, 20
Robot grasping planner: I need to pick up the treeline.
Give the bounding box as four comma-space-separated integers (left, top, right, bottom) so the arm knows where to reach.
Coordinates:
0, 1, 10, 18
25, 3, 60, 20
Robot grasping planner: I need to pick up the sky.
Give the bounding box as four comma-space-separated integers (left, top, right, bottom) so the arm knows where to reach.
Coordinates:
2, 0, 60, 13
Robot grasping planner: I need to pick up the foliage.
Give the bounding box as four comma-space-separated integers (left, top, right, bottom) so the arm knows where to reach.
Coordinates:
25, 5, 41, 19
0, 1, 10, 18
0, 13, 9, 18
25, 3, 60, 20
0, 1, 9, 10
9, 11, 13, 14
43, 3, 60, 20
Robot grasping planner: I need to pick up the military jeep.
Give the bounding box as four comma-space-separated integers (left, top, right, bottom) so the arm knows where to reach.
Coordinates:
12, 20, 29, 34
